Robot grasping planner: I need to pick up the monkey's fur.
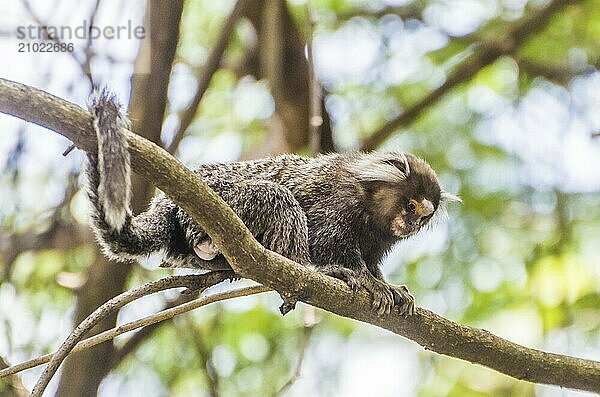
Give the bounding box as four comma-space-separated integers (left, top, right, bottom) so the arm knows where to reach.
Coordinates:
86, 91, 459, 316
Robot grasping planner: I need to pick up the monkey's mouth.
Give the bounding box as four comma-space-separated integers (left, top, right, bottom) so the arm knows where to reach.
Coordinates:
391, 217, 417, 238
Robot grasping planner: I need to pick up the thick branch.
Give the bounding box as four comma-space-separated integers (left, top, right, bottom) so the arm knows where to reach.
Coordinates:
0, 79, 599, 393
360, 0, 576, 150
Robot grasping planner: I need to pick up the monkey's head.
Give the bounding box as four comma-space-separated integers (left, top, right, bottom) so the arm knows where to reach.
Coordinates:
350, 152, 460, 239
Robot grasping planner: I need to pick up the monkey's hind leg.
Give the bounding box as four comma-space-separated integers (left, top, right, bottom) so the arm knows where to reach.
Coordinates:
183, 180, 311, 267
318, 265, 360, 291
182, 180, 311, 314
223, 181, 311, 268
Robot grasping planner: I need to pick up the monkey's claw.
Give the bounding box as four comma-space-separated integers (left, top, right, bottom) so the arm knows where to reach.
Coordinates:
390, 284, 415, 316
358, 275, 395, 316
228, 274, 242, 282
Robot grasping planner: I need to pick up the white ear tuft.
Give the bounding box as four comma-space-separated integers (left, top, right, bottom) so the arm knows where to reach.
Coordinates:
401, 153, 410, 176
348, 152, 410, 183
441, 191, 462, 204
429, 191, 459, 228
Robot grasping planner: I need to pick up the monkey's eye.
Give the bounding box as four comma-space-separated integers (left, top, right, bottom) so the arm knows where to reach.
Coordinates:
407, 201, 417, 214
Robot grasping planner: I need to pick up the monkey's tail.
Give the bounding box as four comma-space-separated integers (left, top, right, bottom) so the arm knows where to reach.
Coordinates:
87, 89, 132, 232
85, 90, 175, 263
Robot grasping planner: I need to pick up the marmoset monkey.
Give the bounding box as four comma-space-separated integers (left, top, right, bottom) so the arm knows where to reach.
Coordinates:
86, 91, 460, 316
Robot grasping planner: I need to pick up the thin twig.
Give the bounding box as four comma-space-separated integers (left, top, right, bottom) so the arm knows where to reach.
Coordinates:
167, 0, 248, 154
0, 285, 269, 379
111, 293, 194, 368
276, 311, 316, 395
29, 272, 235, 397
20, 0, 96, 87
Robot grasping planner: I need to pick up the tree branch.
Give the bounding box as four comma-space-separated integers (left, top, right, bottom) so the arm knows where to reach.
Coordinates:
0, 285, 268, 378
30, 271, 235, 396
0, 79, 599, 394
111, 293, 194, 368
360, 0, 577, 151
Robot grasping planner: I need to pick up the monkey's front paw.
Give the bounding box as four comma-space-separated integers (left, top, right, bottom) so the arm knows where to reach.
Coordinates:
390, 284, 415, 317
358, 275, 395, 316
318, 265, 360, 291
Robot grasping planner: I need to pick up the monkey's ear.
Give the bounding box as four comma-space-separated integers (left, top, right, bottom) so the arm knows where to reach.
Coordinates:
383, 154, 410, 178
348, 152, 410, 183
441, 191, 462, 204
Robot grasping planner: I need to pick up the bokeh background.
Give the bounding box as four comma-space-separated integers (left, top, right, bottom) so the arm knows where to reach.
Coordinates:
0, 0, 599, 396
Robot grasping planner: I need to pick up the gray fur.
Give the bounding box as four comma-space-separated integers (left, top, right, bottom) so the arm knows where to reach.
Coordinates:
88, 89, 131, 232
86, 94, 458, 316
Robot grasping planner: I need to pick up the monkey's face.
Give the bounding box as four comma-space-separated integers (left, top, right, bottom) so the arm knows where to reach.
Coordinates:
351, 151, 460, 239
387, 153, 446, 238
391, 197, 436, 238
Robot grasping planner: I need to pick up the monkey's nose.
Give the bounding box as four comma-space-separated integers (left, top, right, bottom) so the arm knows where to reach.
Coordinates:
406, 216, 421, 232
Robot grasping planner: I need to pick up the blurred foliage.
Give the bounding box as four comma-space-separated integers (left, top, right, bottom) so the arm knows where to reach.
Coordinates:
1, 0, 600, 396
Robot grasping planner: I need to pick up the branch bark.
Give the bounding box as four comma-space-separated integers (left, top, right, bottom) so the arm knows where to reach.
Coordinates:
0, 79, 599, 393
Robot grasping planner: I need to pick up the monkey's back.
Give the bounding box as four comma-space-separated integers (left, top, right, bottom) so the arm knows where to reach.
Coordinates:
192, 153, 362, 208
191, 153, 373, 267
